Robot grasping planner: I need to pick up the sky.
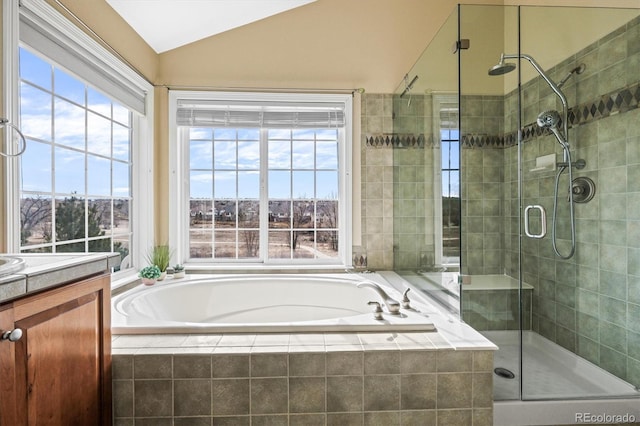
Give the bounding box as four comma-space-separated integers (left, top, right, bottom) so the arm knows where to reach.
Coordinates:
19, 47, 131, 198
188, 127, 340, 200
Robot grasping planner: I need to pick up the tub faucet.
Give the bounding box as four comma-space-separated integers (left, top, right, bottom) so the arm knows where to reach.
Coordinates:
357, 281, 401, 315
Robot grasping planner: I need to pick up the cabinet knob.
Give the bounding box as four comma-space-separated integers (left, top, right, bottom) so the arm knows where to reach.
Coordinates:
1, 328, 23, 342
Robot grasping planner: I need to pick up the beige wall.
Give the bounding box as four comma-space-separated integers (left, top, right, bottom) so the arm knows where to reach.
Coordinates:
46, 0, 159, 82
411, 3, 640, 97
505, 6, 640, 93
506, 0, 640, 6
157, 0, 461, 93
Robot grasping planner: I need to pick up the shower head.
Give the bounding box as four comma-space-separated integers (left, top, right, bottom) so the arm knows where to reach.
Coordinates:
488, 53, 568, 111
537, 110, 569, 148
488, 54, 517, 76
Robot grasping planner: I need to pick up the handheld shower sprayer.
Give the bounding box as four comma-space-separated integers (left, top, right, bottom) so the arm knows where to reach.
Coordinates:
536, 110, 569, 149
536, 108, 576, 260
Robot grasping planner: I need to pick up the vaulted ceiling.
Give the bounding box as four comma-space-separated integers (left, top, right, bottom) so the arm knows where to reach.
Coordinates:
106, 0, 316, 53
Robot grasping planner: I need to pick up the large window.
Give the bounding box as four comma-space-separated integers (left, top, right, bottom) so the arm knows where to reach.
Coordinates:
171, 92, 352, 266
18, 47, 132, 259
4, 0, 153, 274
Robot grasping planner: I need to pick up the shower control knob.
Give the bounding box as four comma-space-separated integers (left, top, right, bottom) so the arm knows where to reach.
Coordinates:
1, 328, 23, 342
570, 177, 596, 203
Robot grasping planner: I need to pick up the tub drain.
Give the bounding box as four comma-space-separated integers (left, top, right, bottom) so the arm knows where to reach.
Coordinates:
494, 367, 515, 379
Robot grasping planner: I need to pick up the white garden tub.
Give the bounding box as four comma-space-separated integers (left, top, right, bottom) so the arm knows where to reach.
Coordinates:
112, 273, 436, 334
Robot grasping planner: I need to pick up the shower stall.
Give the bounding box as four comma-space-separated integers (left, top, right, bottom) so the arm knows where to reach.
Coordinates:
383, 3, 640, 421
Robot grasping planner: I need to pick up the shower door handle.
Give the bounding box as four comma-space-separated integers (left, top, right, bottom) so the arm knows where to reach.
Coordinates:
524, 205, 547, 239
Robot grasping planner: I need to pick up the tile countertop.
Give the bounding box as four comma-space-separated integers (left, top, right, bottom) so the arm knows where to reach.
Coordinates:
0, 253, 120, 304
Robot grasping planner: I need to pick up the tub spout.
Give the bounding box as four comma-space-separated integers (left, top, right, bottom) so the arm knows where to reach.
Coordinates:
357, 282, 401, 315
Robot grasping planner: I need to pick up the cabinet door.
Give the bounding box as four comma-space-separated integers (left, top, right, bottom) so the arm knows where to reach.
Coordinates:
12, 274, 111, 426
0, 307, 18, 426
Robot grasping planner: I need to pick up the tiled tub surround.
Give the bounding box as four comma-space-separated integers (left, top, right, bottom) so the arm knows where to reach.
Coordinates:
111, 272, 496, 425
112, 333, 494, 426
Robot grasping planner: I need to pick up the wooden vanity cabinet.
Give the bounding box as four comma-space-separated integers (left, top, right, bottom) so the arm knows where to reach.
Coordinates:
0, 273, 111, 426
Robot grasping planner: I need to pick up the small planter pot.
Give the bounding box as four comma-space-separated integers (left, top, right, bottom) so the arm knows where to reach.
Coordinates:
141, 278, 156, 286
157, 271, 167, 281
173, 270, 185, 279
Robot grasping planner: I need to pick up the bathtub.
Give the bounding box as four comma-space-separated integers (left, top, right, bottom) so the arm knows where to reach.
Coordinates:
111, 273, 437, 334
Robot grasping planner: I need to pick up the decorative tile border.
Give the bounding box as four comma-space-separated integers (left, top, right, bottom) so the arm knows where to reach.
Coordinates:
461, 81, 640, 149
365, 133, 428, 148
460, 134, 506, 149
569, 81, 640, 126
370, 81, 639, 150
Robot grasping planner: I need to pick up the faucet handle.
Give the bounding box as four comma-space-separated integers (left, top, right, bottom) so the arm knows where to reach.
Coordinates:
367, 301, 384, 320
402, 288, 412, 309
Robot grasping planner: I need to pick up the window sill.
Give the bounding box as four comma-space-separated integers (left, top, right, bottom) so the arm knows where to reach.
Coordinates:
111, 272, 141, 295
184, 263, 351, 274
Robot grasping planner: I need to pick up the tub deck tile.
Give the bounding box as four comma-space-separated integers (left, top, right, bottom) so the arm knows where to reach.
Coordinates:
113, 332, 454, 353
182, 334, 223, 346
218, 334, 257, 347
288, 345, 326, 353
253, 333, 291, 346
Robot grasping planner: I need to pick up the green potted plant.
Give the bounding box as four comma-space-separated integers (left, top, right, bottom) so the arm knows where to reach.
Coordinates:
173, 263, 186, 279
139, 265, 161, 286
146, 244, 172, 280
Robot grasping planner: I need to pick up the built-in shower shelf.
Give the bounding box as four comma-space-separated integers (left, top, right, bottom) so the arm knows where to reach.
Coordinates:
530, 153, 556, 172
462, 274, 533, 290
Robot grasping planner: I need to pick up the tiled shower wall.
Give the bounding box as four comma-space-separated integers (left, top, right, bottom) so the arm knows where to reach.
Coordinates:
361, 90, 505, 274
360, 94, 436, 271
460, 95, 506, 276
462, 15, 640, 387
360, 94, 394, 270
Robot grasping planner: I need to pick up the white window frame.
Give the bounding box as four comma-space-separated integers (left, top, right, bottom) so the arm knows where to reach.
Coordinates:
432, 93, 460, 268
3, 0, 154, 279
169, 91, 353, 269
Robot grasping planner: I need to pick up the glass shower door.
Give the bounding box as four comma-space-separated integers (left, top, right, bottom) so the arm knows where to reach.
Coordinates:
518, 5, 640, 401
459, 3, 640, 402
390, 7, 461, 314
458, 4, 523, 401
